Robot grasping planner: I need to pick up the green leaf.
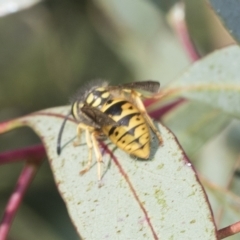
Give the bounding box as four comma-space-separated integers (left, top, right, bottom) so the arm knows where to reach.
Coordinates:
7, 106, 218, 239
163, 45, 240, 119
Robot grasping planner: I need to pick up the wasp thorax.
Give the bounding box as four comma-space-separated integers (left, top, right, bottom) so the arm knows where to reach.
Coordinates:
85, 87, 111, 109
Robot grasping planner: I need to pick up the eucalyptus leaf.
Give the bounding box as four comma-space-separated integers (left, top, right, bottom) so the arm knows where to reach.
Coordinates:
13, 106, 218, 239
164, 45, 240, 119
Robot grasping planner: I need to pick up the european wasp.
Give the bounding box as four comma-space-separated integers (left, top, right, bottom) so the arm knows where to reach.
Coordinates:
57, 80, 163, 180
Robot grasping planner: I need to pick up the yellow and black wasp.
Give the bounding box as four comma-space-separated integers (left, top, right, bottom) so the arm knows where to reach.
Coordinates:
57, 80, 163, 180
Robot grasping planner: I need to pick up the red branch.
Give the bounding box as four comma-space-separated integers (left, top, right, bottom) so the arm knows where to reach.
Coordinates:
218, 221, 240, 239
0, 160, 42, 239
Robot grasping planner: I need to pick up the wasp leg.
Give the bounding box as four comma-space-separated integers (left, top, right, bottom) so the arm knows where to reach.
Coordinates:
91, 131, 103, 181
75, 124, 103, 179
73, 124, 83, 147
131, 91, 163, 145
79, 125, 93, 175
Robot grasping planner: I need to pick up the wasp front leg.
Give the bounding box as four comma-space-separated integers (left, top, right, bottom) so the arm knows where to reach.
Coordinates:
79, 125, 93, 175
131, 91, 163, 145
73, 123, 84, 147
90, 131, 103, 181
77, 125, 103, 180
74, 123, 94, 175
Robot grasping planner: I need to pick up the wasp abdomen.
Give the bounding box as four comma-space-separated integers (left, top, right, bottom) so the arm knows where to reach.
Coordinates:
101, 98, 150, 159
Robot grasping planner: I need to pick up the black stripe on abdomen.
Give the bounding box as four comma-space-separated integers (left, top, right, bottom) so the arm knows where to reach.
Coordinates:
118, 113, 140, 126
116, 123, 145, 141
104, 100, 128, 116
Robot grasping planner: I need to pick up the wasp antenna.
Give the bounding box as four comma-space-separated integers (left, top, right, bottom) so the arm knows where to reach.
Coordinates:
57, 111, 71, 155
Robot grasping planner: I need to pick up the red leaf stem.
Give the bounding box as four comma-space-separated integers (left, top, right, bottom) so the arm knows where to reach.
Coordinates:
0, 144, 46, 165
0, 120, 23, 135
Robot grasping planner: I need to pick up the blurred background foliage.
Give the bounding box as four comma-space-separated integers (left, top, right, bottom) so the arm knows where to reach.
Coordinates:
0, 0, 239, 239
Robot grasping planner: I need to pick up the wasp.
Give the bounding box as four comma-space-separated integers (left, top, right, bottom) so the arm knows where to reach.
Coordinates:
57, 80, 163, 180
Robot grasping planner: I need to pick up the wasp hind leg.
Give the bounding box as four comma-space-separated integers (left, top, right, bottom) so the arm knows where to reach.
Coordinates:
131, 91, 163, 145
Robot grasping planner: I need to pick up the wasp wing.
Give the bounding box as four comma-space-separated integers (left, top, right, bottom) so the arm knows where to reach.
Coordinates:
108, 81, 160, 93
81, 105, 119, 127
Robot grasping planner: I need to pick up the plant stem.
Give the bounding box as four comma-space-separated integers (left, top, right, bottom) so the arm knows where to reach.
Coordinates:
218, 221, 240, 239
0, 144, 46, 164
0, 160, 42, 240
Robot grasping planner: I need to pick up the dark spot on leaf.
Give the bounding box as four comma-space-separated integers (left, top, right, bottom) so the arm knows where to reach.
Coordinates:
128, 106, 133, 110
115, 131, 119, 136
